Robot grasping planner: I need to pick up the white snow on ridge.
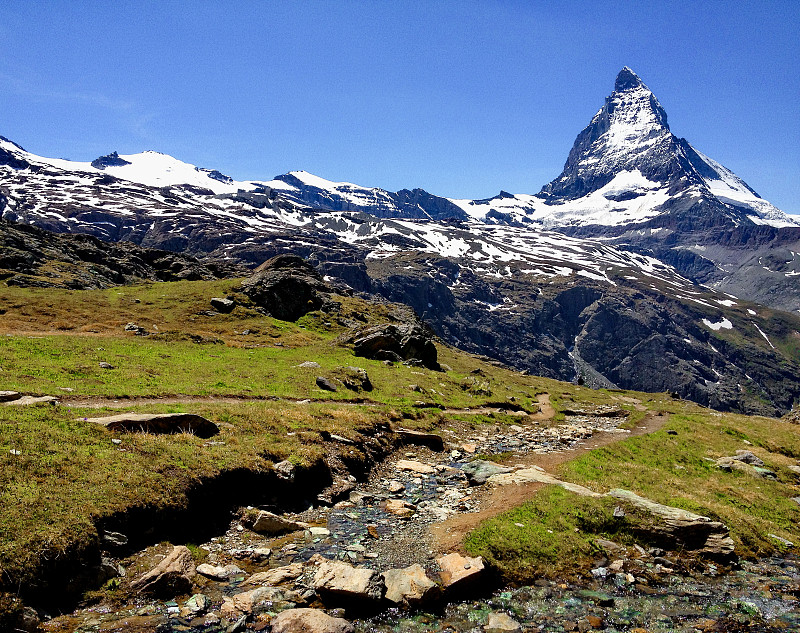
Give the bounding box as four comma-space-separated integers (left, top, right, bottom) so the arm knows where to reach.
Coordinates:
702, 317, 733, 331
448, 170, 669, 228
691, 147, 799, 227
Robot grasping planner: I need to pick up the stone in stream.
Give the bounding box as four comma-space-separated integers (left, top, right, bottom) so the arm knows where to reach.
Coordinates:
382, 564, 440, 607
242, 562, 304, 587
437, 552, 485, 592
395, 459, 436, 474
608, 489, 735, 557
83, 412, 219, 438
461, 460, 513, 485
225, 586, 302, 616
383, 499, 416, 517
131, 545, 196, 597
312, 559, 385, 605
249, 510, 309, 535
270, 608, 355, 633
484, 612, 522, 632
182, 593, 209, 616
386, 480, 406, 494
196, 563, 244, 580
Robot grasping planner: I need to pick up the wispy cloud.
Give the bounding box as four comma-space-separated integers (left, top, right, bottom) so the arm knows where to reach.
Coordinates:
0, 71, 136, 112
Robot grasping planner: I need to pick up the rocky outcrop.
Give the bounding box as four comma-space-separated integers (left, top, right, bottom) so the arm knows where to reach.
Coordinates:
349, 322, 439, 370
238, 254, 334, 321
608, 489, 735, 558
83, 413, 219, 438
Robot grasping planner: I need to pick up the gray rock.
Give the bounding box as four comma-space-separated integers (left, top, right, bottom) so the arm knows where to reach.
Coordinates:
298, 361, 322, 368
350, 322, 439, 370
232, 586, 301, 614
0, 390, 21, 402
249, 510, 308, 535
608, 489, 735, 557
275, 459, 296, 481
462, 460, 513, 485
335, 366, 373, 392
312, 559, 385, 604
732, 450, 765, 467
382, 564, 440, 607
124, 322, 148, 335
82, 412, 219, 439
131, 545, 196, 597
316, 376, 339, 392
210, 297, 235, 312
97, 557, 124, 583
270, 608, 355, 633
98, 361, 115, 369
4, 395, 58, 406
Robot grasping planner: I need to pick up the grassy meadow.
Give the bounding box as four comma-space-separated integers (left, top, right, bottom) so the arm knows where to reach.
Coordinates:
0, 277, 798, 603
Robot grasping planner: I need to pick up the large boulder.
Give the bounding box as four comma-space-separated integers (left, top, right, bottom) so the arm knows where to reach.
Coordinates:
382, 564, 440, 607
83, 412, 219, 438
312, 559, 385, 606
239, 254, 333, 321
247, 510, 309, 535
608, 489, 735, 558
270, 608, 355, 633
436, 553, 485, 592
350, 322, 439, 370
131, 545, 196, 597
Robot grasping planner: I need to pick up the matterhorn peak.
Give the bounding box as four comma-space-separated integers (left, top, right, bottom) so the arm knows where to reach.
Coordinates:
614, 66, 646, 92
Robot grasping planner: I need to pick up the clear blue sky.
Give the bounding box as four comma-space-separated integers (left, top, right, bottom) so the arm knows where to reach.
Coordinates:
1, 1, 798, 214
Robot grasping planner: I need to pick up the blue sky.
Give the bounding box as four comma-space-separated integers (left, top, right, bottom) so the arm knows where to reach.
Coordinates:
1, 1, 798, 213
